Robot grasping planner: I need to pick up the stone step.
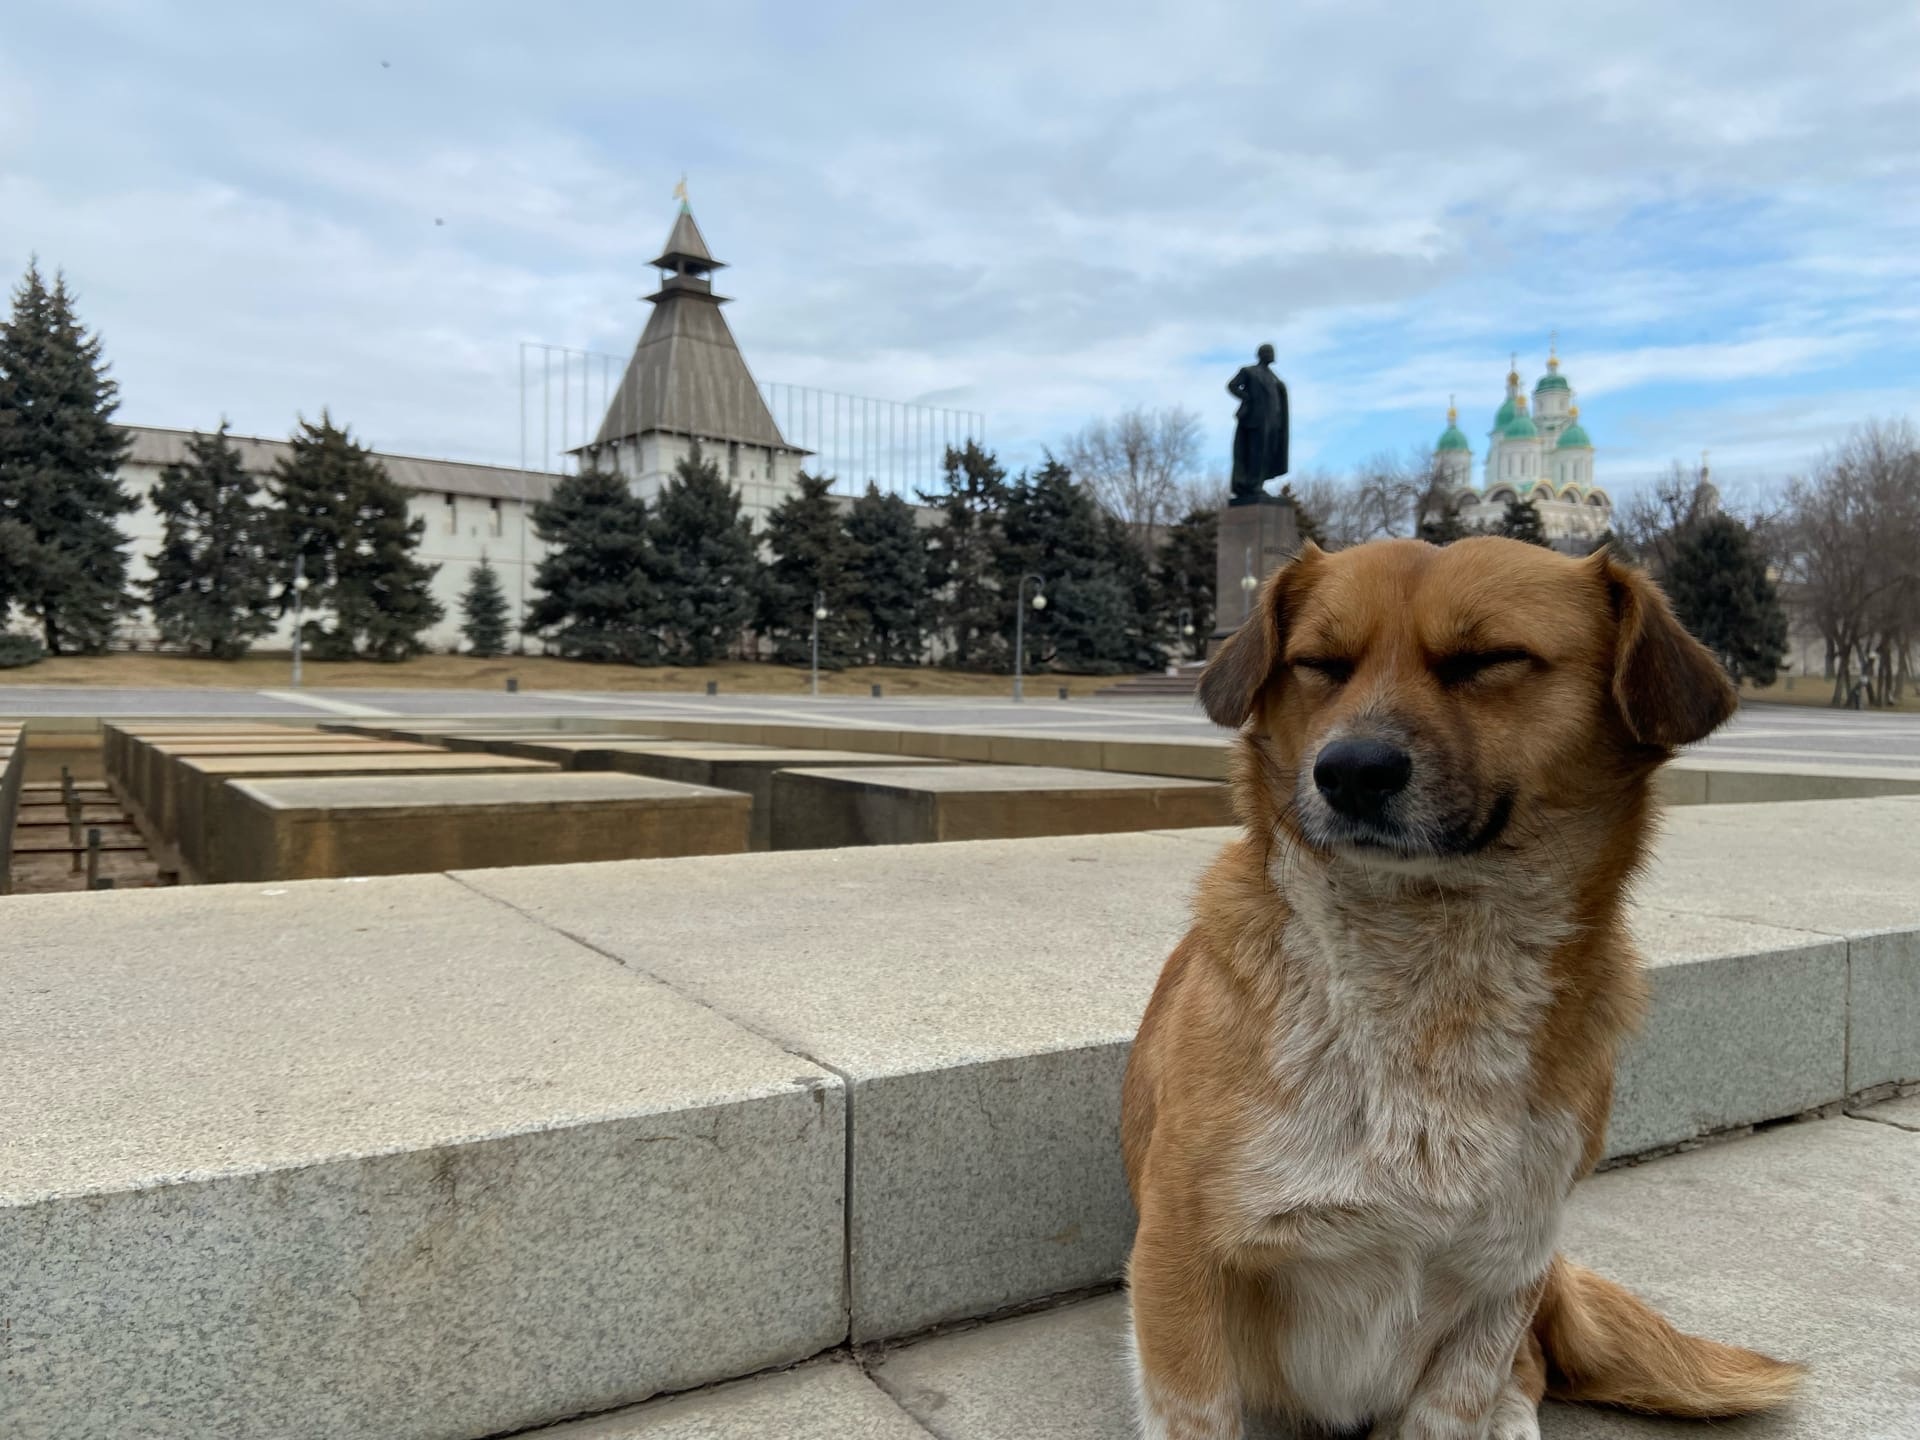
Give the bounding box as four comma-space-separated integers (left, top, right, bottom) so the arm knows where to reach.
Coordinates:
5, 801, 1918, 1438
497, 1109, 1920, 1438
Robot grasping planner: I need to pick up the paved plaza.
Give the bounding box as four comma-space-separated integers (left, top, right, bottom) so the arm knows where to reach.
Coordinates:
5, 684, 1920, 776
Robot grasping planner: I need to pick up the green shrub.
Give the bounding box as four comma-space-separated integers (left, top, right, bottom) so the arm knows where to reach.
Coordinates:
0, 634, 46, 668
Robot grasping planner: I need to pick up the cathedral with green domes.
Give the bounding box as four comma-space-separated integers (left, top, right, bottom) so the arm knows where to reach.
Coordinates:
1432, 345, 1613, 546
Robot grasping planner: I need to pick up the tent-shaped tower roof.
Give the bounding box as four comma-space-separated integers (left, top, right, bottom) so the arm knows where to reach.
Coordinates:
591, 205, 796, 454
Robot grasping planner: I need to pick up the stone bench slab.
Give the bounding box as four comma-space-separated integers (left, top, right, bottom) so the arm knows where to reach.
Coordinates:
0, 876, 845, 1440
768, 764, 1231, 850
166, 752, 556, 882
214, 771, 751, 882
600, 747, 954, 850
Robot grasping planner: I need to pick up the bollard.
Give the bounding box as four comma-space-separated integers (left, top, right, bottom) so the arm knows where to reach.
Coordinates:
85, 827, 102, 891
1058, 686, 1069, 701
706, 680, 718, 697
67, 792, 84, 873
871, 683, 883, 699
506, 676, 519, 694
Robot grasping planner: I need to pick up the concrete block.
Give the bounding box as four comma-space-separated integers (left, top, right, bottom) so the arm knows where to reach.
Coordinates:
1664, 757, 1920, 806
899, 729, 998, 762
1848, 928, 1920, 1091
0, 876, 845, 1440
603, 747, 951, 849
875, 1120, 1920, 1440
983, 733, 1103, 769
539, 1361, 932, 1439
1609, 909, 1848, 1158
169, 753, 556, 881
769, 765, 1232, 850
211, 771, 751, 882
432, 732, 665, 760
1099, 737, 1230, 781
459, 832, 1213, 1340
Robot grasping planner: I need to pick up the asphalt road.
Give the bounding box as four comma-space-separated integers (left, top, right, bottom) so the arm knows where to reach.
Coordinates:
7, 681, 1920, 774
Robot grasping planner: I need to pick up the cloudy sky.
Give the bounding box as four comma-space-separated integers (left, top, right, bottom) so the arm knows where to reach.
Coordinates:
4, 1, 1917, 502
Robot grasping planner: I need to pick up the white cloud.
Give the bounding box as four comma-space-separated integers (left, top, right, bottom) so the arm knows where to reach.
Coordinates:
2, 0, 1916, 486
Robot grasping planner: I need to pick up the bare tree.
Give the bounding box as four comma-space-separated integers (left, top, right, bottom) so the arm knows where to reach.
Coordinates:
1615, 461, 1718, 577
1783, 419, 1920, 706
1345, 447, 1440, 545
1061, 405, 1202, 552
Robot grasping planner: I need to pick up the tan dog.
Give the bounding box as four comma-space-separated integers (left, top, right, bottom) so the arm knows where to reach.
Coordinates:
1121, 537, 1802, 1440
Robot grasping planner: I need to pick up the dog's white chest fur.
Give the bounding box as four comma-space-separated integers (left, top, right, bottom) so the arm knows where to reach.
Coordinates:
1235, 862, 1584, 1426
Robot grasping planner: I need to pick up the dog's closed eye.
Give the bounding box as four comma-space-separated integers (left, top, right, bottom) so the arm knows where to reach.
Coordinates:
1433, 648, 1535, 687
1292, 656, 1355, 685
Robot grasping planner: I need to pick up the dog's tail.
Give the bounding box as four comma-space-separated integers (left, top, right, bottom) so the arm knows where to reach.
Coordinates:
1534, 1254, 1804, 1417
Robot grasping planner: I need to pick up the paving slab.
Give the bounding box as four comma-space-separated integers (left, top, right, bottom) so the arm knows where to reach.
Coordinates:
769, 764, 1232, 850
213, 771, 751, 882
167, 751, 557, 881
537, 1361, 932, 1438
604, 747, 954, 849
1851, 1092, 1920, 1131
872, 1119, 1920, 1439
0, 876, 846, 1440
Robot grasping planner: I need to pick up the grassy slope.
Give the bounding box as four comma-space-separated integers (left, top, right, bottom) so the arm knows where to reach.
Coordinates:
0, 652, 1161, 697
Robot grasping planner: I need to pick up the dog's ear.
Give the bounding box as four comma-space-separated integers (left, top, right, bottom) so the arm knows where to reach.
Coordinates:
1198, 544, 1315, 729
1596, 550, 1737, 748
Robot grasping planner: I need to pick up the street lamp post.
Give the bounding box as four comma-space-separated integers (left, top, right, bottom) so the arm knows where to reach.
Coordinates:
1013, 573, 1047, 702
1176, 605, 1195, 662
810, 590, 828, 698
290, 553, 305, 688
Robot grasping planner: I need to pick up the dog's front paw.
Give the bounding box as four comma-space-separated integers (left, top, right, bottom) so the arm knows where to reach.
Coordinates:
1485, 1383, 1541, 1440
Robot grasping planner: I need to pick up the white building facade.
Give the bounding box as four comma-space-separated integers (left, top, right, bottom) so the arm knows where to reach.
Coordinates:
1433, 347, 1612, 546
114, 426, 558, 654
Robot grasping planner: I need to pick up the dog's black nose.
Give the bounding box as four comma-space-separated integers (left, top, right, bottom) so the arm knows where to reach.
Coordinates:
1313, 739, 1412, 819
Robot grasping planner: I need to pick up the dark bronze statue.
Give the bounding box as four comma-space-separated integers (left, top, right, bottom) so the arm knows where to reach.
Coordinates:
1227, 343, 1289, 505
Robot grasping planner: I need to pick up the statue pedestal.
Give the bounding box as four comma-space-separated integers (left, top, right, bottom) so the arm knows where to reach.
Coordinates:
1212, 497, 1301, 650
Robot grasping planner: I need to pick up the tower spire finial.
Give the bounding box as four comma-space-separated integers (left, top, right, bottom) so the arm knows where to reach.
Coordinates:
1547, 329, 1559, 370
672, 174, 689, 213
1448, 393, 1457, 424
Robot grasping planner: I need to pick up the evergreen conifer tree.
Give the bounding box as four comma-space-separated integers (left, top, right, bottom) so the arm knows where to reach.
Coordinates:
0, 261, 134, 653
1155, 506, 1216, 659
459, 555, 511, 658
844, 484, 929, 664
921, 441, 1010, 670
527, 468, 656, 663
271, 413, 442, 660
1495, 494, 1551, 547
650, 442, 758, 665
1416, 481, 1471, 545
760, 471, 859, 667
998, 460, 1161, 673
146, 423, 275, 658
1662, 512, 1790, 686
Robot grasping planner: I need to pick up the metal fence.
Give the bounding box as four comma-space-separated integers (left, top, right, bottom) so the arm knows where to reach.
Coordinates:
518, 343, 984, 500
